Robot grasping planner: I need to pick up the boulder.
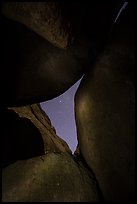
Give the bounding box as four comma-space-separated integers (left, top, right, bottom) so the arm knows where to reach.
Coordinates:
75, 4, 135, 201
1, 17, 95, 107
2, 153, 101, 202
1, 2, 122, 49
1, 2, 123, 107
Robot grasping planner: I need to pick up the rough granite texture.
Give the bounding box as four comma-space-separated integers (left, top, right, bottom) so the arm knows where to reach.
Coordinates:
2, 2, 73, 49
8, 104, 72, 155
2, 153, 101, 202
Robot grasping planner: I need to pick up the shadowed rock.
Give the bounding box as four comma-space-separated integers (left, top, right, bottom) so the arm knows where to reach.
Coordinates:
75, 3, 135, 202
1, 2, 123, 107
1, 17, 95, 107
1, 2, 123, 49
9, 104, 72, 155
1, 2, 134, 202
2, 108, 45, 168
2, 153, 102, 202
2, 2, 74, 49
2, 104, 71, 168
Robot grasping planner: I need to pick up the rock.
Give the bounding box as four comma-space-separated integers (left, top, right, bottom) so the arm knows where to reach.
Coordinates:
1, 2, 73, 49
1, 2, 123, 49
1, 108, 45, 168
1, 2, 123, 107
75, 4, 135, 202
2, 153, 101, 202
74, 145, 81, 157
9, 104, 72, 155
2, 104, 71, 168
1, 17, 96, 107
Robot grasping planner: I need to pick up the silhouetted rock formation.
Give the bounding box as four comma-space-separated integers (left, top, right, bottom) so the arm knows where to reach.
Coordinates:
2, 108, 45, 168
2, 104, 71, 169
9, 104, 72, 155
1, 17, 84, 106
75, 4, 135, 202
1, 2, 135, 202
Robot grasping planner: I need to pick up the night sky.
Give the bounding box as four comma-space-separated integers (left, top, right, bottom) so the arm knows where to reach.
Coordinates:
40, 78, 82, 153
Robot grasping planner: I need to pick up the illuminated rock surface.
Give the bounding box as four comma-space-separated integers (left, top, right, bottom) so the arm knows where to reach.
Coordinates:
75, 4, 135, 201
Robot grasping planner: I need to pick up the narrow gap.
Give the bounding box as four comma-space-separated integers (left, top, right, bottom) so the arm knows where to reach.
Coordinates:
114, 2, 128, 23
40, 78, 83, 154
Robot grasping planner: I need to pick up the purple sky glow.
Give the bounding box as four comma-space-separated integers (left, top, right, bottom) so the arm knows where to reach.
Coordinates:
40, 78, 82, 153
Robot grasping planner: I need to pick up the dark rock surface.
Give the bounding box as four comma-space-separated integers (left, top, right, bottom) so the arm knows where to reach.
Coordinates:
2, 2, 122, 49
2, 108, 45, 168
2, 104, 71, 168
75, 4, 135, 202
1, 17, 95, 107
0, 19, 82, 106
1, 2, 123, 107
1, 2, 135, 202
2, 153, 101, 202
9, 104, 72, 154
2, 2, 74, 49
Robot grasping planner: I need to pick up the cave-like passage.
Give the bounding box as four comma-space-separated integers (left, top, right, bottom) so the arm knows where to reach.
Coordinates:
40, 78, 82, 153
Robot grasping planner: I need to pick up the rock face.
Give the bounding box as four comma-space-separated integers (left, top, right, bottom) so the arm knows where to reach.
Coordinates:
1, 16, 94, 107
9, 104, 71, 154
2, 104, 71, 168
1, 2, 135, 202
2, 104, 102, 202
1, 2, 122, 49
2, 108, 45, 168
75, 4, 135, 202
1, 2, 123, 107
2, 153, 101, 202
2, 2, 73, 49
